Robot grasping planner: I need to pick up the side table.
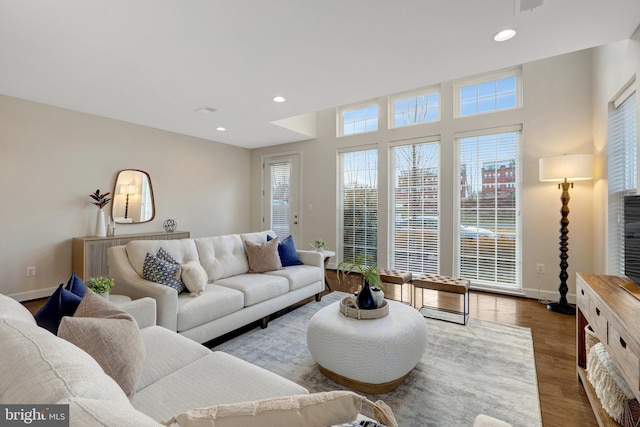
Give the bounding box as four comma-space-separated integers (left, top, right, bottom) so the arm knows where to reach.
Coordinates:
320, 250, 335, 291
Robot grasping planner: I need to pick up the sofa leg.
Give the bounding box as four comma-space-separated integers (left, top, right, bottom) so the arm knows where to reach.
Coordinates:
261, 316, 269, 329
315, 293, 322, 302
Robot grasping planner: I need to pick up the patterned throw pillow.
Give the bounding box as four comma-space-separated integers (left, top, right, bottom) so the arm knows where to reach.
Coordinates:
142, 251, 186, 293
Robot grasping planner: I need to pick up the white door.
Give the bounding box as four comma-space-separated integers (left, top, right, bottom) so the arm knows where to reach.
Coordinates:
263, 154, 300, 245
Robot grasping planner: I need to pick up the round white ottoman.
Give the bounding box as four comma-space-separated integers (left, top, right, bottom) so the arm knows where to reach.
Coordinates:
306, 299, 428, 394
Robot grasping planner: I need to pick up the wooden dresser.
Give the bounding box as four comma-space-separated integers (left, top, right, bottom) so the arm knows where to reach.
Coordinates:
577, 272, 640, 426
72, 231, 190, 281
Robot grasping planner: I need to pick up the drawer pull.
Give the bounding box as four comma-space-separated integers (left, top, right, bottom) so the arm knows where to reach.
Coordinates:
620, 337, 627, 349
596, 307, 600, 316
581, 289, 584, 295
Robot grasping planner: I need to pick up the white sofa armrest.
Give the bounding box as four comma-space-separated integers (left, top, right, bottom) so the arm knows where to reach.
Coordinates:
119, 297, 157, 329
107, 245, 179, 331
296, 250, 323, 268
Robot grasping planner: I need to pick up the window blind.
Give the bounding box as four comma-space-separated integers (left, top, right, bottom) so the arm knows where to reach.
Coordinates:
339, 149, 378, 265
607, 89, 637, 275
455, 130, 521, 290
390, 141, 440, 274
270, 161, 291, 239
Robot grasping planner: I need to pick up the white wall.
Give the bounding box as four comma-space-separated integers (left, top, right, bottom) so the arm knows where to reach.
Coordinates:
251, 49, 595, 302
0, 95, 251, 300
591, 27, 640, 274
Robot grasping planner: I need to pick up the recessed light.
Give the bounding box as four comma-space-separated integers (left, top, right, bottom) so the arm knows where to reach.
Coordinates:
272, 96, 286, 103
493, 29, 517, 42
216, 127, 226, 131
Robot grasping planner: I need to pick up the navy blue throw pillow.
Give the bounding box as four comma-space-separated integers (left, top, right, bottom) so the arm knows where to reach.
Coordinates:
34, 284, 83, 334
65, 271, 87, 298
267, 234, 303, 267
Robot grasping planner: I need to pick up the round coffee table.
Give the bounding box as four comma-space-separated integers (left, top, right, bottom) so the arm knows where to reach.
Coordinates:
306, 298, 428, 394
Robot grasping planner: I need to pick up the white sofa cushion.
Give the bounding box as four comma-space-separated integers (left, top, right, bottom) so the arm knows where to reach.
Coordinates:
195, 235, 249, 281
137, 325, 212, 391
177, 284, 244, 332
60, 397, 163, 427
265, 264, 324, 291
167, 391, 368, 427
215, 274, 289, 307
127, 239, 200, 278
0, 294, 37, 324
0, 317, 130, 405
131, 352, 308, 423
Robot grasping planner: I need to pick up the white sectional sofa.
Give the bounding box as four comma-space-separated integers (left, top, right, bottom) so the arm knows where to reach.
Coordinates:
107, 230, 325, 343
0, 293, 309, 426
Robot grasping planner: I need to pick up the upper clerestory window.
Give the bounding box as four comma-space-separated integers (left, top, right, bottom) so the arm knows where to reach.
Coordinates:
455, 69, 521, 117
389, 88, 440, 128
338, 103, 379, 137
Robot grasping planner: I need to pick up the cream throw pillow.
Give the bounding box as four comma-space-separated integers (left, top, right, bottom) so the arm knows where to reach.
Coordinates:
165, 391, 366, 427
181, 260, 208, 295
58, 291, 145, 397
244, 237, 283, 273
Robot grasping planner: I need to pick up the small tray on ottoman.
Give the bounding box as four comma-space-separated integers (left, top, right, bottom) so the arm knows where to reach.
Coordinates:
340, 297, 389, 320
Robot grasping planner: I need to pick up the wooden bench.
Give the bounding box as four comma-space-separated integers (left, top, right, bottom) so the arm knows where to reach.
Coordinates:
412, 273, 470, 325
379, 269, 412, 305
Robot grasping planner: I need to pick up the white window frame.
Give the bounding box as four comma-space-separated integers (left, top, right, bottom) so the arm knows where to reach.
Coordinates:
337, 101, 379, 138
388, 86, 440, 129
607, 80, 637, 275
388, 136, 441, 274
453, 68, 522, 118
337, 145, 379, 265
454, 125, 522, 291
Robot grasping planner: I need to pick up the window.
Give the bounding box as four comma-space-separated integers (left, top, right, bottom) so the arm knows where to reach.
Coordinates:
455, 70, 521, 117
389, 89, 439, 128
339, 104, 378, 136
390, 140, 440, 273
608, 86, 637, 275
456, 130, 521, 290
339, 148, 378, 265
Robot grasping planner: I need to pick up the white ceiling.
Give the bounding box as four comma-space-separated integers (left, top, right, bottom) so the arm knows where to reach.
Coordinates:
1, 1, 639, 149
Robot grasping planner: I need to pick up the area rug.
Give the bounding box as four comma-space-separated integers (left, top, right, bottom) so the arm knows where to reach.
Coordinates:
214, 292, 542, 426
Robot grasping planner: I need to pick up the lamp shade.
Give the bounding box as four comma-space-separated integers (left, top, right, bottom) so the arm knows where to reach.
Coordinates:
539, 154, 593, 182
120, 184, 137, 194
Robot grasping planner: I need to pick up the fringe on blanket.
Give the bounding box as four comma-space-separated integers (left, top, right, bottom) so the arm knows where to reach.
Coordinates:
587, 342, 635, 423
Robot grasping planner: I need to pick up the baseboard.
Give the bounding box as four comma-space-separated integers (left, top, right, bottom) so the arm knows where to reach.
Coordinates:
9, 286, 56, 302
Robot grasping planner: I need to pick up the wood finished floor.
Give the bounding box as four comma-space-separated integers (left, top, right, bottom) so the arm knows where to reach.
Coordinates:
325, 272, 597, 427
22, 273, 598, 426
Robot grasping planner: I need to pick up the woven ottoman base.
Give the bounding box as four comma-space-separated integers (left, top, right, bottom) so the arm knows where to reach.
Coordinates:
317, 365, 410, 394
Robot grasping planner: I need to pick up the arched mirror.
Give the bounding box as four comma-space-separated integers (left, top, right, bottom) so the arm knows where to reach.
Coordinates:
111, 170, 155, 224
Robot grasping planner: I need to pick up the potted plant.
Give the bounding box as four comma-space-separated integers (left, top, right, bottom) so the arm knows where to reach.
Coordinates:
89, 189, 111, 237
311, 239, 326, 252
337, 254, 382, 309
86, 276, 115, 299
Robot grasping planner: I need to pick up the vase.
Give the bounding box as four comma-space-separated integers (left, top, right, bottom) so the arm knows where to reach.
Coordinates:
356, 280, 377, 310
95, 209, 106, 237
100, 292, 109, 300
372, 288, 384, 308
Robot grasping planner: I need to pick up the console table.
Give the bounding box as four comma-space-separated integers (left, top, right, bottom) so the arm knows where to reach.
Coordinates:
72, 231, 190, 281
576, 272, 640, 426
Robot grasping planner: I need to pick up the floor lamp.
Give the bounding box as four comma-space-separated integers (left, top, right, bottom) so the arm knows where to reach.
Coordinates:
539, 153, 593, 315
